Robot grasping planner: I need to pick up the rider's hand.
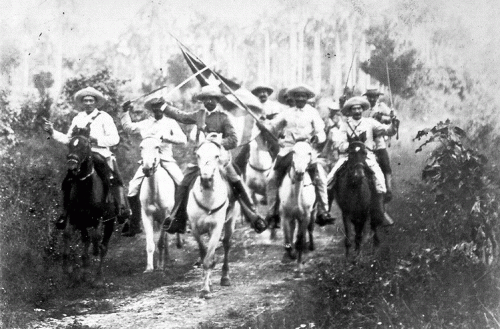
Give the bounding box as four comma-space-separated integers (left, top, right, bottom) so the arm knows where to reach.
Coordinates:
206, 132, 220, 141
392, 117, 400, 128
43, 119, 54, 135
122, 101, 133, 112
89, 136, 98, 145
255, 119, 267, 132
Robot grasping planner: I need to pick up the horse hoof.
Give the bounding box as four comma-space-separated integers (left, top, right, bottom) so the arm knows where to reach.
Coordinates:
308, 244, 315, 252
220, 277, 231, 286
199, 290, 212, 299
293, 271, 303, 279
281, 253, 295, 263
143, 268, 154, 274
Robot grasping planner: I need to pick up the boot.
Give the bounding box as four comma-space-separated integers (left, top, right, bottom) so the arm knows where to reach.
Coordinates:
163, 184, 190, 234
308, 164, 335, 226
264, 171, 281, 229
374, 193, 394, 227
384, 174, 393, 203
56, 176, 71, 230
115, 185, 131, 223
122, 195, 142, 237
232, 180, 267, 233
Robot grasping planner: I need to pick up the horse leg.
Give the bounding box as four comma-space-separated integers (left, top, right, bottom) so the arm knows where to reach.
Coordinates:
370, 218, 380, 251
220, 218, 234, 287
95, 219, 114, 287
353, 220, 364, 261
282, 215, 296, 262
294, 217, 308, 278
157, 209, 171, 271
199, 224, 223, 299
62, 224, 75, 284
307, 210, 315, 251
343, 215, 355, 263
80, 228, 91, 283
142, 210, 155, 273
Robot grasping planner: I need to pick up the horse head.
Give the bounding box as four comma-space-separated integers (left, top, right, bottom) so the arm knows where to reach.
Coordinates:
140, 136, 161, 177
196, 141, 222, 189
67, 135, 92, 176
346, 139, 368, 184
291, 140, 313, 182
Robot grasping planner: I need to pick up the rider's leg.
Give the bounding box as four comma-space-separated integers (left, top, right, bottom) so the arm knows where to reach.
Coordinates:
232, 143, 250, 177
374, 149, 393, 203
164, 165, 199, 234
265, 152, 293, 228
160, 161, 184, 186
56, 174, 72, 229
122, 167, 145, 237
367, 155, 394, 227
109, 156, 131, 220
226, 163, 267, 233
307, 163, 335, 226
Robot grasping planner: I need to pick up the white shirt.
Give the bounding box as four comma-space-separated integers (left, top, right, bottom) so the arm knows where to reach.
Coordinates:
268, 103, 326, 155
262, 100, 283, 118
119, 112, 187, 162
337, 117, 396, 154
52, 109, 119, 157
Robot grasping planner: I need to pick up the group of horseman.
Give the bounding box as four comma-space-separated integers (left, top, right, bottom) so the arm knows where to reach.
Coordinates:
43, 82, 399, 238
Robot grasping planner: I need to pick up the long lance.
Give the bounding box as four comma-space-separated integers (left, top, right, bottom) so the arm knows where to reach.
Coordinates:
123, 65, 211, 105
385, 61, 399, 140
170, 33, 278, 142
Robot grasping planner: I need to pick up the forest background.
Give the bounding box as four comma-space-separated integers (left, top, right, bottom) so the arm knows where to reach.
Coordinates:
1, 0, 500, 328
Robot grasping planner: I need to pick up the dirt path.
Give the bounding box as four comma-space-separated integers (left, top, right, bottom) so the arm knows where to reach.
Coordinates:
28, 216, 344, 329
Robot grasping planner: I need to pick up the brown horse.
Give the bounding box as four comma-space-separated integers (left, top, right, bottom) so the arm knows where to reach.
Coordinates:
61, 134, 117, 286
333, 133, 381, 262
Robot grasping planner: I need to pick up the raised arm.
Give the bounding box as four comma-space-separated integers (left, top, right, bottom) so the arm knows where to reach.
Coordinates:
162, 104, 198, 125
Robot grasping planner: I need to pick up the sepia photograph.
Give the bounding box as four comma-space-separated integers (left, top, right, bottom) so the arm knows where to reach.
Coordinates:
1, 0, 499, 328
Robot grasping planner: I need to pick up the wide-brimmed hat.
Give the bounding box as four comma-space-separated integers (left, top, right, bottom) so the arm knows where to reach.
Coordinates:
196, 85, 223, 100
342, 96, 370, 115
144, 96, 165, 110
74, 87, 105, 107
326, 100, 341, 112
287, 84, 316, 99
363, 88, 384, 96
251, 84, 274, 96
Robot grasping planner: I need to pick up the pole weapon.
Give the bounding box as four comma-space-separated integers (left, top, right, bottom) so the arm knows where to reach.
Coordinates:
385, 61, 399, 140
123, 65, 211, 106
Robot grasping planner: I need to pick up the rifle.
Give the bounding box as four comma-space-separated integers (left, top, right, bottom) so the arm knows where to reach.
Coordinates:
339, 49, 356, 110
385, 62, 399, 140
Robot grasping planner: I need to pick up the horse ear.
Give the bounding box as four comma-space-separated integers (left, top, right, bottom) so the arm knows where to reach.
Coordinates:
359, 131, 367, 143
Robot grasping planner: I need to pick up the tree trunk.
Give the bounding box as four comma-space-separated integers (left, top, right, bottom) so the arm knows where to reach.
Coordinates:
334, 31, 342, 100
290, 23, 298, 85
313, 30, 321, 93
264, 30, 270, 84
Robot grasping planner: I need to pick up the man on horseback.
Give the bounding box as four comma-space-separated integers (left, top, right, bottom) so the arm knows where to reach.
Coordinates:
161, 85, 268, 234
362, 87, 398, 202
251, 84, 283, 120
43, 86, 129, 229
327, 96, 398, 226
258, 84, 335, 229
119, 96, 187, 237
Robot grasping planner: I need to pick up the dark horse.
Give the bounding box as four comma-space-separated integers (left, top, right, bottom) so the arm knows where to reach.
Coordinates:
332, 133, 383, 262
61, 134, 117, 286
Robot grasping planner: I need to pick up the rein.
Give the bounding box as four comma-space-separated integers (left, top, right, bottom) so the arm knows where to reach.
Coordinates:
79, 167, 95, 181
249, 162, 272, 172
193, 192, 227, 215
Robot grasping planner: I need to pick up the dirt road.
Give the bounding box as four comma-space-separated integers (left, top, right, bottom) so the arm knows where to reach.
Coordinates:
28, 217, 344, 329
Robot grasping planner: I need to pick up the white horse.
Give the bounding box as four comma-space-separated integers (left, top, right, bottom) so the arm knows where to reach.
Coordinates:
187, 141, 235, 299
139, 137, 181, 272
279, 140, 316, 277
245, 133, 273, 205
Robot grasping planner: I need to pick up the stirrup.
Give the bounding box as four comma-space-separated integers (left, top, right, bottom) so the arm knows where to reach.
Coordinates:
55, 214, 67, 230
316, 212, 335, 227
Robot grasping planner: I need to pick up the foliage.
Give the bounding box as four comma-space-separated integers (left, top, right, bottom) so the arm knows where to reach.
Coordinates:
360, 19, 418, 97
414, 119, 499, 263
